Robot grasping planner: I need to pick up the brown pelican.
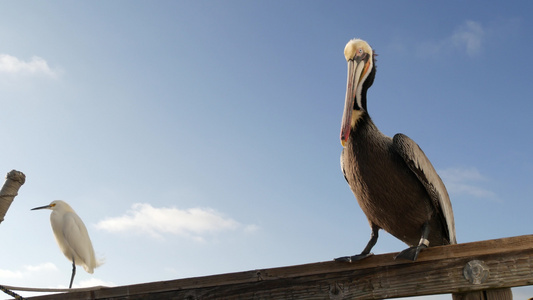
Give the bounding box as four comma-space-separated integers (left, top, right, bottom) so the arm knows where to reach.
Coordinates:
336, 38, 456, 262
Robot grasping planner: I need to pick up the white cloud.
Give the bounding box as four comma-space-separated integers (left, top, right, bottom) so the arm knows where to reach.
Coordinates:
439, 167, 498, 201
439, 167, 485, 182
416, 20, 485, 57
95, 203, 254, 240
451, 21, 484, 56
0, 268, 23, 279
0, 263, 58, 279
75, 278, 115, 288
244, 224, 260, 233
23, 262, 58, 273
0, 54, 58, 77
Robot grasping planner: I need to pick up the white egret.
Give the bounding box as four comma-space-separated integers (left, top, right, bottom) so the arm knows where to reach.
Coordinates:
32, 200, 100, 288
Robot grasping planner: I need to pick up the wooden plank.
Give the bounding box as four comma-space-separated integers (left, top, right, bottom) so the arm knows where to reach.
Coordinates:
27, 235, 533, 299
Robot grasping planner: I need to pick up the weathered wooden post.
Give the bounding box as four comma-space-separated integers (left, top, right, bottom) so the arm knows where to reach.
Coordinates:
451, 252, 512, 299
0, 170, 26, 225
453, 288, 513, 300
452, 259, 512, 299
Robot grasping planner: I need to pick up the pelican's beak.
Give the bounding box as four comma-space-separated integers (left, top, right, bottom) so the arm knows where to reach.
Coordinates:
31, 204, 51, 211
340, 55, 372, 147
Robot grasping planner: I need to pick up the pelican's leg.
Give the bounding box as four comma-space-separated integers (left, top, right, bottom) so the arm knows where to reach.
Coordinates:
69, 257, 76, 289
335, 224, 379, 262
395, 222, 430, 261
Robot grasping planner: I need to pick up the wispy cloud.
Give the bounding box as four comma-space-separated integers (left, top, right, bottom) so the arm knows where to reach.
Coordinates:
439, 167, 498, 201
23, 262, 58, 273
0, 268, 23, 279
75, 278, 115, 288
0, 54, 59, 77
0, 263, 58, 279
450, 21, 484, 56
413, 18, 523, 59
416, 20, 485, 58
95, 203, 257, 241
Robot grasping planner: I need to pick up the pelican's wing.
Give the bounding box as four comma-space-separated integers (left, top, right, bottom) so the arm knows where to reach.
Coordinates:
392, 133, 456, 244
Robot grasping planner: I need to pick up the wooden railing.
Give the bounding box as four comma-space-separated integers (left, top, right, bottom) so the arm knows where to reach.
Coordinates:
27, 234, 533, 299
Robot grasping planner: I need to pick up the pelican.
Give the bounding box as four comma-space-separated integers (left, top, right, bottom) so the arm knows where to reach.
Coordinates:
336, 38, 456, 262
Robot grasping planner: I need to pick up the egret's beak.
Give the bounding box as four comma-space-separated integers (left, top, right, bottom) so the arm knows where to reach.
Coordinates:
31, 204, 51, 211
340, 55, 372, 147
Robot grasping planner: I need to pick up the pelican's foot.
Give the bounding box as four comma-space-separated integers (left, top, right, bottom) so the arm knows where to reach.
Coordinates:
394, 245, 427, 261
334, 253, 373, 263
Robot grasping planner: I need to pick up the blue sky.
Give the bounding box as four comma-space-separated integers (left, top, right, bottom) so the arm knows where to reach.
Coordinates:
1, 1, 532, 299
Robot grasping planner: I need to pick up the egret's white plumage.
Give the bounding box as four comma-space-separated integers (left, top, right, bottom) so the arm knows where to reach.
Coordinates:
32, 200, 100, 288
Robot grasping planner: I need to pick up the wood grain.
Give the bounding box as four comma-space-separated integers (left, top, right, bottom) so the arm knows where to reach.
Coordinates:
28, 235, 533, 299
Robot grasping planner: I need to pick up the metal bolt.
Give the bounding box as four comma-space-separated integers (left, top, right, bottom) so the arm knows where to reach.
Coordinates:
463, 260, 489, 284
329, 282, 344, 299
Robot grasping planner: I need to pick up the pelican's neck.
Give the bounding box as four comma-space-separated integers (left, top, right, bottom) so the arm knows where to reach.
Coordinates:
347, 112, 389, 153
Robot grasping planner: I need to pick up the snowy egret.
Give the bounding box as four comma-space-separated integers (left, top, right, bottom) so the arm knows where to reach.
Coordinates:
32, 200, 100, 288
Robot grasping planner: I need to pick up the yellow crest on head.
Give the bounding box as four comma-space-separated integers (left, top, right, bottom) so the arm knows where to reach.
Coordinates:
344, 39, 373, 61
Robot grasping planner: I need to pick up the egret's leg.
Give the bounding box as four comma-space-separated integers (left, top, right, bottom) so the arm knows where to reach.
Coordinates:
69, 258, 76, 289
335, 223, 379, 262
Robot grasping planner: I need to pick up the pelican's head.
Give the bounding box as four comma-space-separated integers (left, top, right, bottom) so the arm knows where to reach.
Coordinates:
340, 38, 376, 147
